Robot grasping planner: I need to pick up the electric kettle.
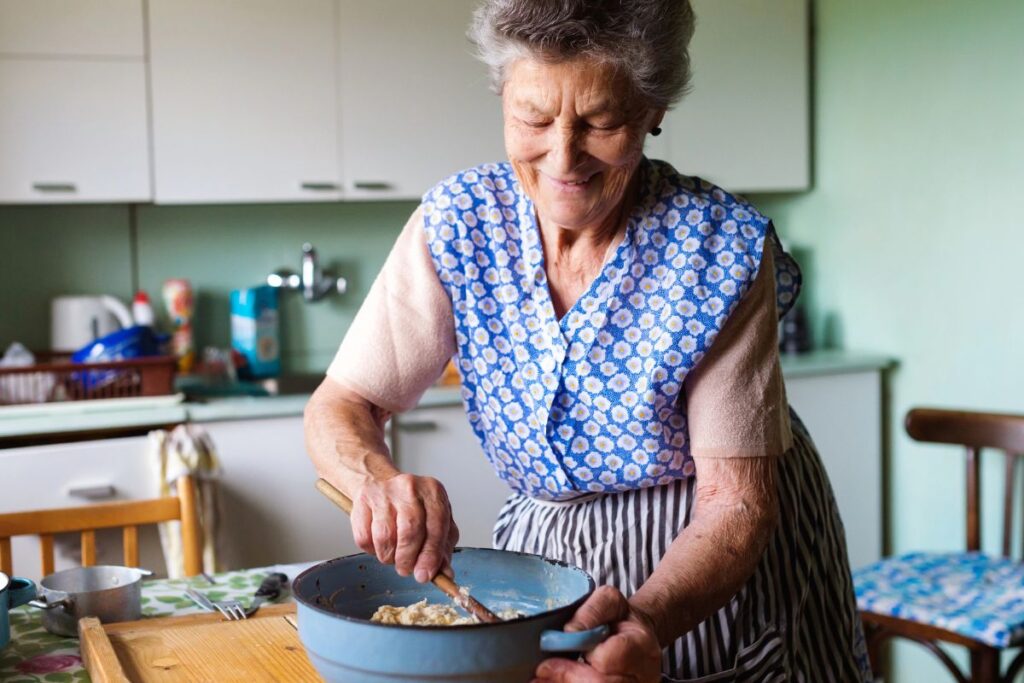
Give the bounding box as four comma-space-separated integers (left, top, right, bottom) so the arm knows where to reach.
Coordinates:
50, 295, 134, 353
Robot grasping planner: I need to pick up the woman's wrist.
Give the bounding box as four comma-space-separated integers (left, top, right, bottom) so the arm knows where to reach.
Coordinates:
340, 453, 401, 498
628, 595, 673, 647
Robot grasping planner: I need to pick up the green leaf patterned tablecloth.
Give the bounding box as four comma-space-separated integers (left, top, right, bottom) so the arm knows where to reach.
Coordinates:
0, 563, 314, 682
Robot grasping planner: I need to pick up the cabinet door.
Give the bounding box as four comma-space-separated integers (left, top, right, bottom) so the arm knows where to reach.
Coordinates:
0, 59, 151, 203
658, 0, 809, 192
0, 436, 164, 578
148, 0, 342, 203
198, 416, 356, 568
0, 0, 143, 57
393, 406, 511, 548
785, 371, 883, 569
337, 0, 506, 200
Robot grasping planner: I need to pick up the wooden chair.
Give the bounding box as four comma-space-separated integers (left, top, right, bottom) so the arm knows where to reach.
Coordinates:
0, 474, 202, 578
857, 408, 1024, 683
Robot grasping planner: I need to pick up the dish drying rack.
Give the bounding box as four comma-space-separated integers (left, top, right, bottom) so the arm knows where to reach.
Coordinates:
0, 353, 177, 406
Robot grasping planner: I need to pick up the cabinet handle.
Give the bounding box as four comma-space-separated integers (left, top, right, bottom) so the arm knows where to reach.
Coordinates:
32, 182, 77, 193
353, 181, 394, 191
396, 420, 439, 433
66, 484, 116, 500
300, 181, 340, 191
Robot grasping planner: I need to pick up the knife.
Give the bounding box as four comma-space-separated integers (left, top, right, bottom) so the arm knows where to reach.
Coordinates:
246, 572, 289, 616
185, 587, 218, 613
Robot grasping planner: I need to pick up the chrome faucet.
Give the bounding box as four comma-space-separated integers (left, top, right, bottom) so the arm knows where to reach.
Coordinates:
267, 243, 347, 302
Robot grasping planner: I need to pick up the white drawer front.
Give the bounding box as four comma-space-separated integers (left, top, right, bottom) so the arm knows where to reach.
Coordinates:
0, 436, 165, 579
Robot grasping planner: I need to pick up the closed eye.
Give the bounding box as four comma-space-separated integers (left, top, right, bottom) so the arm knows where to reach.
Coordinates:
587, 120, 625, 132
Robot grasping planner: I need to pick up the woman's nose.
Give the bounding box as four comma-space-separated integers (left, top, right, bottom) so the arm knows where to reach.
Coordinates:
548, 124, 584, 175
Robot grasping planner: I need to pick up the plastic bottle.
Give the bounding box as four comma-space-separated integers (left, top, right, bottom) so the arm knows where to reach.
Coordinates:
132, 291, 156, 327
162, 279, 195, 373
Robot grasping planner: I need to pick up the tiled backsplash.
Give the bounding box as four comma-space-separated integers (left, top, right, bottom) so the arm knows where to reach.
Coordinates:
2, 200, 416, 373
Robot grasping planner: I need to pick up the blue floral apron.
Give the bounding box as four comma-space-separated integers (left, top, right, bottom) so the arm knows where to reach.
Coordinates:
422, 158, 799, 501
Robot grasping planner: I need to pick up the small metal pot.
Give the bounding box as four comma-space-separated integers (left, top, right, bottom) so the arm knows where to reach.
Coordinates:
29, 565, 152, 637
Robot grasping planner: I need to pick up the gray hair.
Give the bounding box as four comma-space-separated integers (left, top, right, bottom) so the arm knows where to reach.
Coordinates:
468, 0, 696, 109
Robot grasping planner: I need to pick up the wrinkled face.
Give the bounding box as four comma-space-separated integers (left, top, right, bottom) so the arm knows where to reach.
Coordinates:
503, 57, 662, 232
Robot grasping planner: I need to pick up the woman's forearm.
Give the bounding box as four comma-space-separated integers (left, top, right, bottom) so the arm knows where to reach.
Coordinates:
629, 456, 779, 646
304, 379, 400, 498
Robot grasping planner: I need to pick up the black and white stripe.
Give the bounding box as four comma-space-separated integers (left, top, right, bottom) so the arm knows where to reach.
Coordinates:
493, 411, 871, 682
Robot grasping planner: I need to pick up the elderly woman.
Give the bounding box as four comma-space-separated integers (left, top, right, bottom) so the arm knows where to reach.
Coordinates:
306, 1, 870, 680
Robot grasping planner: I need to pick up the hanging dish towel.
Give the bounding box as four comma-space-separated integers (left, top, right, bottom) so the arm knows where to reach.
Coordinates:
148, 423, 223, 578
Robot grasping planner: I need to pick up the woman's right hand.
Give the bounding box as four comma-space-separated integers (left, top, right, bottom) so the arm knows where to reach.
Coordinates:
350, 473, 459, 583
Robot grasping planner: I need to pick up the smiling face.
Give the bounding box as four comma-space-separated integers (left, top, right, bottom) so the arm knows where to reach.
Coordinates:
503, 57, 663, 234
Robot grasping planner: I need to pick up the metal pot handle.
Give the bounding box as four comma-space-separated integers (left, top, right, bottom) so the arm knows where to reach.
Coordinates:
28, 597, 72, 611
134, 568, 154, 578
539, 624, 610, 653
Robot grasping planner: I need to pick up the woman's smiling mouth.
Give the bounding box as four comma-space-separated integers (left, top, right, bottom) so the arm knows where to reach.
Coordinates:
543, 171, 599, 191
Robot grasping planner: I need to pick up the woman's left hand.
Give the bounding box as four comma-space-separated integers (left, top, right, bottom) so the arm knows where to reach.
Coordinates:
531, 586, 662, 683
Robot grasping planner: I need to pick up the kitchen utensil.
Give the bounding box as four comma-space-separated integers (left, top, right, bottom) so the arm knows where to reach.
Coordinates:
314, 478, 500, 624
1, 572, 36, 650
293, 548, 609, 683
248, 572, 289, 615
79, 603, 321, 682
185, 588, 245, 621
28, 565, 152, 637
51, 295, 134, 353
185, 587, 216, 612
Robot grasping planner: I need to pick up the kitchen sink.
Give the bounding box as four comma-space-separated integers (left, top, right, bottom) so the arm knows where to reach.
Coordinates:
263, 373, 326, 396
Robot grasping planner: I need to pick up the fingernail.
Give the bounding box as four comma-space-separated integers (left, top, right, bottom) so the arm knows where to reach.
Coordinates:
415, 568, 428, 583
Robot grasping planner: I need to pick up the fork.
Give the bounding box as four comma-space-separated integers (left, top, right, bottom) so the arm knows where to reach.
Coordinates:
185, 588, 247, 621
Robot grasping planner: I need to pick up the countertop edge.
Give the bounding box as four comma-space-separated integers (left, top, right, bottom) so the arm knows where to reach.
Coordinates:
0, 351, 894, 441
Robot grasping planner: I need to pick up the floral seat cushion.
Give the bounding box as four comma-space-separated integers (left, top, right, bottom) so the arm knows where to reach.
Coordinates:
854, 551, 1024, 647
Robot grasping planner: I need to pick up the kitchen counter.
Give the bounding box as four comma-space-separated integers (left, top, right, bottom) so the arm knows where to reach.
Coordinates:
0, 350, 893, 444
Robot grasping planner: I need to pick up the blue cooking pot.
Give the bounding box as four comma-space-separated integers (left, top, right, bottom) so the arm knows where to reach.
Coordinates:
1, 572, 36, 650
293, 548, 608, 682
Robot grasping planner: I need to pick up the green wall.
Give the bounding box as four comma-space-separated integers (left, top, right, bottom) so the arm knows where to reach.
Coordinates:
2, 201, 415, 372
752, 0, 1024, 679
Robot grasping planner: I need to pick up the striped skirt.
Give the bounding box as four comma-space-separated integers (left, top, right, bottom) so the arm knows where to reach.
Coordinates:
492, 411, 872, 682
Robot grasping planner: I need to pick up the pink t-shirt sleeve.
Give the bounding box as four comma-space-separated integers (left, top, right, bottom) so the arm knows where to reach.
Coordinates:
683, 246, 793, 458
326, 205, 456, 412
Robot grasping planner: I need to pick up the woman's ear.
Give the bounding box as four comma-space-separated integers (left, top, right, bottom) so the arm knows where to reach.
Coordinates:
650, 108, 667, 134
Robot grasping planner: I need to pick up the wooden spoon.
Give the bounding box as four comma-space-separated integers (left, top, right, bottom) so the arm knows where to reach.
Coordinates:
314, 478, 501, 624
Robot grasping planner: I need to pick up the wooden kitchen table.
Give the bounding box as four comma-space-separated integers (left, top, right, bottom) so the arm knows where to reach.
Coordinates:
0, 562, 316, 682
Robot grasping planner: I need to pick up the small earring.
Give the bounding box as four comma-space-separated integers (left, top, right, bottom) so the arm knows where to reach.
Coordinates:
651, 127, 662, 136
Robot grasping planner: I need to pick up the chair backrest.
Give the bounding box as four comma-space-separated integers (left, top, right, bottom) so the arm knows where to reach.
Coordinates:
0, 474, 202, 577
906, 408, 1024, 556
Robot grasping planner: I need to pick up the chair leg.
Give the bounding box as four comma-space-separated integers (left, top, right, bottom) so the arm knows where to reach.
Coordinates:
863, 621, 887, 679
970, 646, 999, 683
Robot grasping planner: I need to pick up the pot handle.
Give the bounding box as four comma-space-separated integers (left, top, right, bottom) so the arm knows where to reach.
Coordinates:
539, 625, 610, 653
28, 596, 71, 611
6, 578, 36, 609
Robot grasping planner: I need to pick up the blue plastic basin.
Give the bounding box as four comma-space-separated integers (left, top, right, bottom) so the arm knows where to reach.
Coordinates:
293, 547, 605, 682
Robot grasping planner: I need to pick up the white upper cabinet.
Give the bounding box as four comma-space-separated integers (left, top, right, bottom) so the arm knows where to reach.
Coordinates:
0, 60, 151, 203
337, 0, 505, 200
0, 0, 150, 204
655, 0, 810, 192
0, 0, 144, 57
148, 0, 342, 203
